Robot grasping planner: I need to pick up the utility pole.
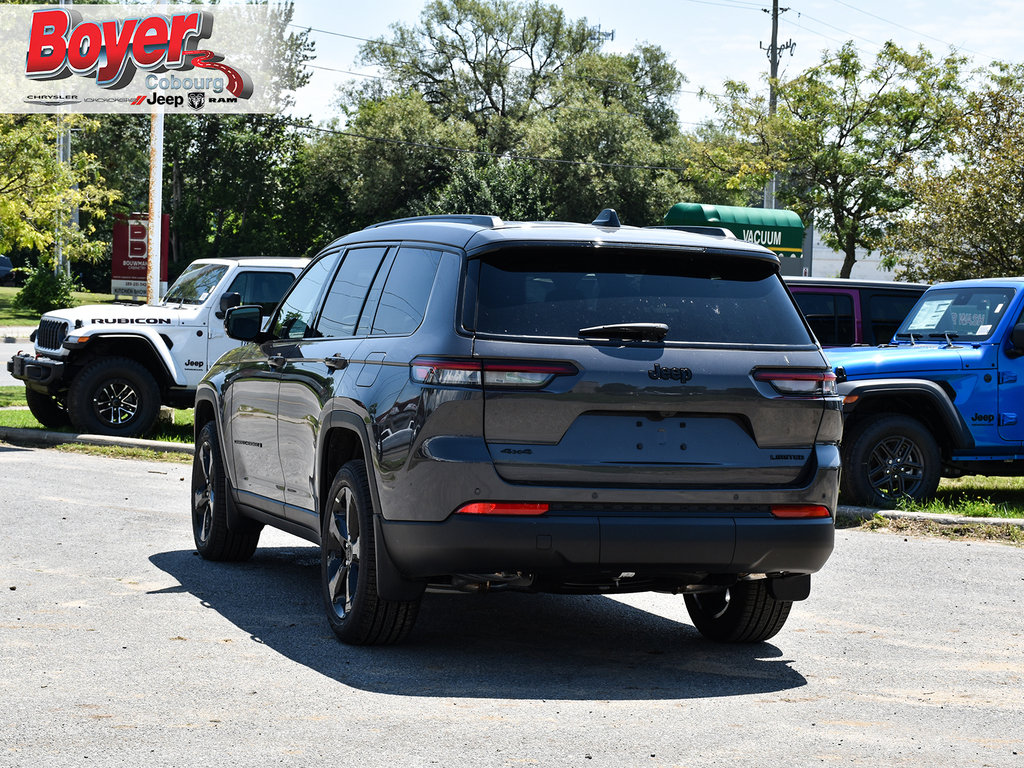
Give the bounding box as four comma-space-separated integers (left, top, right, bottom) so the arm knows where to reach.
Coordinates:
760, 0, 794, 209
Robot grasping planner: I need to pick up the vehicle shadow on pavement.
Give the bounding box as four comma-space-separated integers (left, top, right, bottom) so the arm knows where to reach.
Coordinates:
150, 547, 808, 701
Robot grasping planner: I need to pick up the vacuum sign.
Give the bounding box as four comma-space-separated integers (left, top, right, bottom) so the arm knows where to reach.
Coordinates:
663, 202, 805, 258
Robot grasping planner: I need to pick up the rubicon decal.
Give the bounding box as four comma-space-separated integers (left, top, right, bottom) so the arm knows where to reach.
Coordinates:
25, 8, 251, 98
1, 4, 279, 113
91, 317, 173, 325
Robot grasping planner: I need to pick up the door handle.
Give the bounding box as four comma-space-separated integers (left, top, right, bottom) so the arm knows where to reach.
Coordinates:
325, 354, 349, 371
268, 355, 286, 370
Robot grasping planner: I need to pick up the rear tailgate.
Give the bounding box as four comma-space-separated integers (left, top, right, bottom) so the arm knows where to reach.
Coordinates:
469, 245, 832, 488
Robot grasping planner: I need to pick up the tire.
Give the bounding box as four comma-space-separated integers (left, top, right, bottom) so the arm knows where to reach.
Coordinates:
684, 580, 793, 643
191, 421, 260, 561
320, 460, 420, 645
25, 388, 70, 429
840, 414, 941, 507
67, 356, 160, 437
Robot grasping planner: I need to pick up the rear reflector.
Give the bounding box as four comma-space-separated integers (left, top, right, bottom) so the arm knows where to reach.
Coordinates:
770, 504, 832, 519
457, 502, 549, 516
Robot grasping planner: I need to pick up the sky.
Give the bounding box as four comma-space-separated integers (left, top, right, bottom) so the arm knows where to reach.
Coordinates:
287, 0, 1024, 125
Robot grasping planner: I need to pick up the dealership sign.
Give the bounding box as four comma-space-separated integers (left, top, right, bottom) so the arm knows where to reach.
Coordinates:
0, 5, 283, 113
112, 214, 168, 298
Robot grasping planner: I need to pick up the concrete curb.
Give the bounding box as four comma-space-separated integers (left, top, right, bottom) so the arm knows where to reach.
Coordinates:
836, 504, 1024, 528
0, 326, 33, 343
0, 425, 193, 455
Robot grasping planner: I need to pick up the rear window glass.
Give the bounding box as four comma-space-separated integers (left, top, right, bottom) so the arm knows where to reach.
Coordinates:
472, 248, 812, 345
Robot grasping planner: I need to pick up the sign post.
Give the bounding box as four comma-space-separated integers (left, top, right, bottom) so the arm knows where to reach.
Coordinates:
147, 109, 164, 305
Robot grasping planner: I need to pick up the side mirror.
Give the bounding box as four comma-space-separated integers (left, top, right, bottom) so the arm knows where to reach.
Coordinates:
1012, 323, 1024, 353
225, 305, 264, 341
216, 291, 242, 319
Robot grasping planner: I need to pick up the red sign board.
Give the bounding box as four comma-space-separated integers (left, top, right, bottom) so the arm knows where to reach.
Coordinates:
112, 213, 169, 297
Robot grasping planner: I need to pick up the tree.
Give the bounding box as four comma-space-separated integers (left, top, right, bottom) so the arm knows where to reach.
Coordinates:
412, 155, 554, 221
358, 0, 599, 151
705, 42, 964, 277
884, 63, 1024, 282
0, 114, 118, 268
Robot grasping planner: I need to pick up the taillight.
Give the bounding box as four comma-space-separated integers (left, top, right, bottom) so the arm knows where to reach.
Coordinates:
410, 357, 577, 389
771, 504, 832, 518
456, 502, 549, 516
753, 369, 838, 397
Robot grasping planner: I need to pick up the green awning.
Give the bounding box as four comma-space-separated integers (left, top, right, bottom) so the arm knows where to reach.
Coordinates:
663, 202, 805, 257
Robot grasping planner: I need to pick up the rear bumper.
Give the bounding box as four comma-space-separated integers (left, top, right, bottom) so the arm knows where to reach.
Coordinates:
8, 353, 64, 388
380, 512, 835, 581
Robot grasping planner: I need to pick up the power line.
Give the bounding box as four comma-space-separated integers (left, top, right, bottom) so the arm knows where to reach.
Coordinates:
291, 23, 724, 100
791, 10, 883, 49
826, 0, 990, 59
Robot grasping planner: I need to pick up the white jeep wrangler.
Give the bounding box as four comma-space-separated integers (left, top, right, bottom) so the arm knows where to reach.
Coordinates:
8, 257, 308, 437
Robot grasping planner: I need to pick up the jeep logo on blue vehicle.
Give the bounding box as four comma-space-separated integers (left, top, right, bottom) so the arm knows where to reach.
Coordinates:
648, 363, 693, 382
971, 412, 995, 424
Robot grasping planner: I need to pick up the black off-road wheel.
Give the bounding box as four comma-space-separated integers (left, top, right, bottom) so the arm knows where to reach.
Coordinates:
321, 460, 420, 645
840, 414, 941, 507
192, 421, 261, 561
684, 580, 793, 643
25, 388, 70, 429
67, 356, 160, 437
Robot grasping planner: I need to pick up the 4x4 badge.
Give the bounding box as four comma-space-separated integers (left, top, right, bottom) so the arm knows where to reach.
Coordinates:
648, 363, 693, 382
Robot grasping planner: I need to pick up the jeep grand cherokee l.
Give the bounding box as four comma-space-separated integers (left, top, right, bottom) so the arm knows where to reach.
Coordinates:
191, 212, 840, 645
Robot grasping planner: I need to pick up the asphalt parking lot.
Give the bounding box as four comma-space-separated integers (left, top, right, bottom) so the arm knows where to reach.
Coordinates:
1, 445, 1022, 767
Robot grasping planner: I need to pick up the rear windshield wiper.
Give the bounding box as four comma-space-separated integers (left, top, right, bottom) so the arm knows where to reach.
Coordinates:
578, 322, 669, 341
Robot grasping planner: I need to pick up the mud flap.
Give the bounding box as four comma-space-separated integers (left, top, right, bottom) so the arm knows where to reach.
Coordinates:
767, 574, 811, 601
374, 515, 427, 602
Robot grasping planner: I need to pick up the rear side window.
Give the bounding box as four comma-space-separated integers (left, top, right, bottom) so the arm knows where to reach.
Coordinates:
866, 292, 922, 345
370, 247, 442, 336
472, 248, 812, 345
793, 292, 855, 346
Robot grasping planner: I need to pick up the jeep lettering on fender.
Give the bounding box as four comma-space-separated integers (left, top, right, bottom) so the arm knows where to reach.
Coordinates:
8, 257, 306, 437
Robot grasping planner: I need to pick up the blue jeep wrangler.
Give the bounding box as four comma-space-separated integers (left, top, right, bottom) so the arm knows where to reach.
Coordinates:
829, 278, 1024, 507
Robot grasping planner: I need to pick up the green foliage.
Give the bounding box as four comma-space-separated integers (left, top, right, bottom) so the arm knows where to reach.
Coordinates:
0, 114, 118, 262
358, 0, 598, 147
12, 267, 77, 314
703, 42, 964, 277
413, 156, 554, 220
884, 62, 1024, 282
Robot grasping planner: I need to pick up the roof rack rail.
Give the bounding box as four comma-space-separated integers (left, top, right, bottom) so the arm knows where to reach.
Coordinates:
363, 214, 504, 230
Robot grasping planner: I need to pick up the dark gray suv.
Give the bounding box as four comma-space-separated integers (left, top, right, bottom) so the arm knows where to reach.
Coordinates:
192, 212, 840, 646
